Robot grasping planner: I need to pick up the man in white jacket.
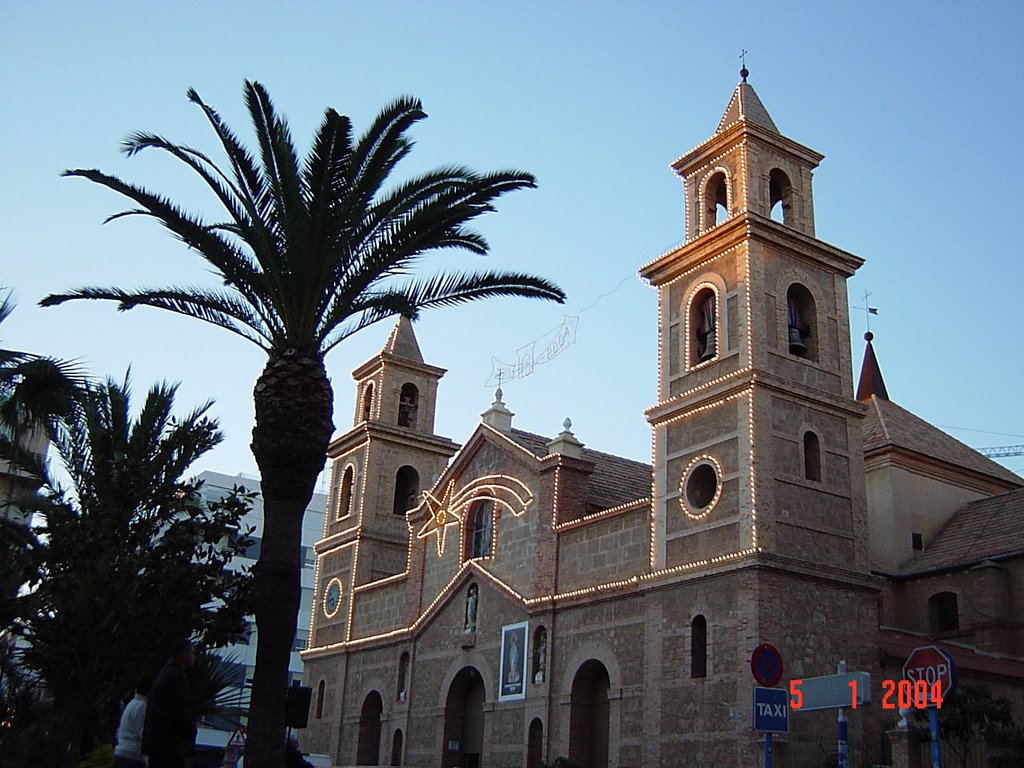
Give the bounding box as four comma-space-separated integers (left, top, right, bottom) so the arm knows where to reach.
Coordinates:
114, 676, 152, 768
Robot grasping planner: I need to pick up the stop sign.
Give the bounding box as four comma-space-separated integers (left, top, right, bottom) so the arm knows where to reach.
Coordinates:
903, 645, 958, 700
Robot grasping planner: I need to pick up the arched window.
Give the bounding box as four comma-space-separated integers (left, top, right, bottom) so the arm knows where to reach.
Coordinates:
316, 679, 326, 719
803, 431, 822, 482
397, 652, 409, 701
691, 614, 707, 678
390, 729, 403, 766
786, 283, 817, 359
689, 286, 718, 365
393, 466, 420, 516
465, 499, 494, 560
398, 383, 418, 428
532, 626, 548, 684
929, 592, 959, 633
769, 168, 794, 224
702, 170, 729, 229
338, 465, 355, 520
361, 383, 375, 422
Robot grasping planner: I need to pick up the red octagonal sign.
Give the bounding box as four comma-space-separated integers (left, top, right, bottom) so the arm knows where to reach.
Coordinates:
903, 645, 958, 700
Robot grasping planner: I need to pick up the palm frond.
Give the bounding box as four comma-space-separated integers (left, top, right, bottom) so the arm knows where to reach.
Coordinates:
41, 286, 273, 349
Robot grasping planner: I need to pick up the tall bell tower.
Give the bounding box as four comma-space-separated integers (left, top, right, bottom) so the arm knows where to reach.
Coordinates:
311, 317, 458, 648
641, 70, 870, 579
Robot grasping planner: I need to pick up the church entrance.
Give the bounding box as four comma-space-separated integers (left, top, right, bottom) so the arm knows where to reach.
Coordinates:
568, 659, 610, 768
442, 666, 486, 768
356, 690, 383, 765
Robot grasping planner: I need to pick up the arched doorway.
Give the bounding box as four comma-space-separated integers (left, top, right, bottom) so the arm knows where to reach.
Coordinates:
390, 729, 403, 766
356, 690, 383, 765
568, 659, 610, 768
442, 666, 486, 768
527, 718, 544, 768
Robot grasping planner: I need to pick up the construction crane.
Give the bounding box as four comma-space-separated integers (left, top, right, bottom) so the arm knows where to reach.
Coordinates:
978, 445, 1024, 458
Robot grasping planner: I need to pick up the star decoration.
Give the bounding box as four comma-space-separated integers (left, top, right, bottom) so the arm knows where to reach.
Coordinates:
415, 482, 463, 557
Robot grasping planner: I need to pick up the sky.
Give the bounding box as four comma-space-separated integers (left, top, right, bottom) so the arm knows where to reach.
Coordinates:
3, 1, 1023, 484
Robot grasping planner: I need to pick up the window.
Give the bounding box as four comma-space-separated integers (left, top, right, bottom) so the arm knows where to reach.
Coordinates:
242, 537, 262, 560
769, 168, 794, 224
466, 499, 494, 559
691, 614, 708, 678
237, 620, 253, 645
398, 383, 418, 428
786, 283, 817, 359
316, 680, 325, 719
393, 466, 420, 516
689, 287, 718, 365
912, 532, 924, 551
803, 431, 822, 482
702, 170, 729, 229
338, 465, 354, 519
361, 382, 375, 422
929, 592, 959, 633
292, 629, 309, 652
682, 460, 720, 517
397, 652, 409, 701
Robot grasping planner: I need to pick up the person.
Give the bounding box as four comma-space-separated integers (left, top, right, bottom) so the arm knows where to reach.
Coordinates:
114, 676, 152, 768
285, 735, 314, 768
142, 638, 197, 768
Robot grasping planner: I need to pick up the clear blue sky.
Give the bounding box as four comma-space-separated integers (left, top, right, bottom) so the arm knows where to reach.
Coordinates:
3, 1, 1023, 481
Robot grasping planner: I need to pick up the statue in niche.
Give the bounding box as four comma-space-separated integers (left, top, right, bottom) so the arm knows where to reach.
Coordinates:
464, 584, 478, 633
533, 627, 547, 683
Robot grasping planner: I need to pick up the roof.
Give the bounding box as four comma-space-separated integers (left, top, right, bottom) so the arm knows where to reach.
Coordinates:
717, 81, 779, 134
897, 487, 1024, 576
862, 395, 1023, 487
507, 428, 652, 510
383, 316, 423, 362
879, 626, 1024, 679
855, 333, 889, 401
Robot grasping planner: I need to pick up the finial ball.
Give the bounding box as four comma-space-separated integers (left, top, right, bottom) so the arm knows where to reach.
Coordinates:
864, 331, 874, 342
740, 66, 749, 81
563, 417, 572, 432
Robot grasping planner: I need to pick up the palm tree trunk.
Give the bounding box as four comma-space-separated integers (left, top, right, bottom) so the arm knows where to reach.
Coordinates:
245, 349, 332, 768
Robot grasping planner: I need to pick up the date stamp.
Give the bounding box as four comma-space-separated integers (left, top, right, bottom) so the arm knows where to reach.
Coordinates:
788, 678, 943, 710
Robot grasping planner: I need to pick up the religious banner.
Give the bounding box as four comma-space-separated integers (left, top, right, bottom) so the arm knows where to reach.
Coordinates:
498, 621, 529, 701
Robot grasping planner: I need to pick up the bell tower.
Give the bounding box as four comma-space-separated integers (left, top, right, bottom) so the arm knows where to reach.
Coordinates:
311, 317, 458, 648
641, 71, 870, 575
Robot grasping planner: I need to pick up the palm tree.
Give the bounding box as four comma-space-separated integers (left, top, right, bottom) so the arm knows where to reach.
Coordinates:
44, 81, 565, 765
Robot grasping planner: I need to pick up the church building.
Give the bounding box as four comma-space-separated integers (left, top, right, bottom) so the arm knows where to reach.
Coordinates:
301, 75, 1024, 768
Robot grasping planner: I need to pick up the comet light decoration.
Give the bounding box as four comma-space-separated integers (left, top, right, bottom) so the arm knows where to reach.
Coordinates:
414, 474, 534, 557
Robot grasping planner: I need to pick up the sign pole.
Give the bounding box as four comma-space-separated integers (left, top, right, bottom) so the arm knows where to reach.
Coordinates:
927, 706, 942, 768
836, 660, 848, 768
765, 730, 773, 768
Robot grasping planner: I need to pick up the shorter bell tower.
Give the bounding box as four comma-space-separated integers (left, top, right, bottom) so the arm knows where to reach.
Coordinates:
310, 317, 457, 648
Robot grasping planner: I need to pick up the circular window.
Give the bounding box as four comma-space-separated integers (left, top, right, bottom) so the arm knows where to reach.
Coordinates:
679, 456, 723, 519
323, 577, 343, 618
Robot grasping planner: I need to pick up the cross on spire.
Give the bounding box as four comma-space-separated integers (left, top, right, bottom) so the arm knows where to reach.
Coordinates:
739, 49, 749, 81
854, 290, 879, 333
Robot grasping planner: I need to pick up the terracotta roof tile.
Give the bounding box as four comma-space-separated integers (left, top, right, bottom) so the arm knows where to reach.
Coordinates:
862, 396, 1022, 486
508, 429, 651, 510
897, 488, 1024, 575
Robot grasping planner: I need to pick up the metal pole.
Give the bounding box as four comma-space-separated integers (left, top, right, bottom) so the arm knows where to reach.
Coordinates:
928, 706, 942, 768
836, 660, 848, 768
765, 731, 773, 768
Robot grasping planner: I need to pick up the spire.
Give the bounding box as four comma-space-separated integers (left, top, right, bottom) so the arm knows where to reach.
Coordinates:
716, 74, 779, 134
856, 332, 889, 401
383, 315, 424, 363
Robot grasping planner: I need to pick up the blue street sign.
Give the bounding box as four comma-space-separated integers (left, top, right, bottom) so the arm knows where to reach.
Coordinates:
753, 686, 789, 732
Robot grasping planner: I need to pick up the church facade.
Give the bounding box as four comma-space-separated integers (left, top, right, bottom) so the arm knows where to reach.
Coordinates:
300, 78, 1024, 767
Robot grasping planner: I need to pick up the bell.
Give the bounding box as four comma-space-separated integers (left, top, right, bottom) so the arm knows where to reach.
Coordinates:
699, 331, 717, 362
788, 325, 807, 356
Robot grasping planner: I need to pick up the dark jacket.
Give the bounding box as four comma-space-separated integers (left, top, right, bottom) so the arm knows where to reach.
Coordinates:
142, 659, 196, 765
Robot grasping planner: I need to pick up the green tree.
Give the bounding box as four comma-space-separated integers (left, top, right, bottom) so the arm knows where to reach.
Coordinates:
938, 683, 1017, 768
44, 80, 565, 764
5, 376, 254, 767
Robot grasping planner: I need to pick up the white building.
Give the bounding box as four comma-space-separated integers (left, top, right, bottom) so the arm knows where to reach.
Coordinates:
194, 469, 326, 750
